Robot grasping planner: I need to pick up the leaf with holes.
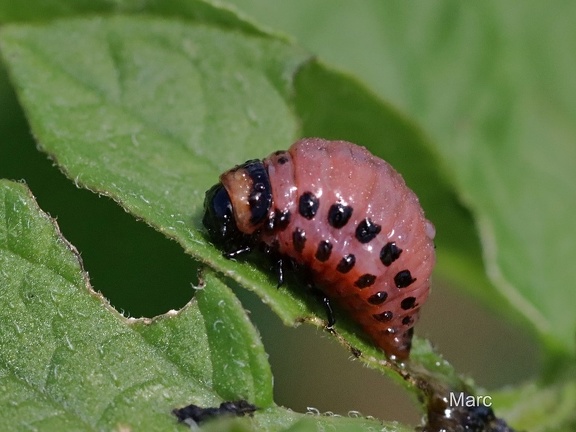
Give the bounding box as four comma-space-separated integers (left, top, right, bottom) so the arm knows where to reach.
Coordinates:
1, 179, 400, 431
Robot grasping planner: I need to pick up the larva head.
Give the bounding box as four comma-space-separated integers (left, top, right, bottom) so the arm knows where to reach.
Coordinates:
203, 183, 240, 245
203, 160, 272, 247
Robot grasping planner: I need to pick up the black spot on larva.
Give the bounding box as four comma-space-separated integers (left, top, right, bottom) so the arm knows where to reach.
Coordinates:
402, 315, 413, 326
394, 270, 416, 288
278, 156, 288, 165
292, 228, 306, 253
315, 240, 333, 262
373, 311, 393, 322
336, 254, 356, 273
299, 192, 319, 219
274, 209, 291, 231
355, 218, 381, 243
367, 291, 388, 305
354, 274, 376, 288
401, 296, 416, 310
328, 203, 353, 228
380, 242, 402, 266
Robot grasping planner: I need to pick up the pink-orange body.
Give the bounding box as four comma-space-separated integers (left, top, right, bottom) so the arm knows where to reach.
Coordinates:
215, 138, 436, 359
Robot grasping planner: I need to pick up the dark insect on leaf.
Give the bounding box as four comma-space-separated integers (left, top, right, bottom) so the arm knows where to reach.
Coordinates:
172, 400, 257, 427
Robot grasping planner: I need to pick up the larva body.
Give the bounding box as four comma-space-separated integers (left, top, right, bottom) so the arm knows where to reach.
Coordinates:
203, 138, 436, 360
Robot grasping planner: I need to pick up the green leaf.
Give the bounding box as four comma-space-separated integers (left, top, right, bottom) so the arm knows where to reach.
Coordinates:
195, 412, 401, 432
223, 0, 576, 360
0, 180, 235, 428
492, 373, 576, 432
0, 0, 268, 37
196, 271, 274, 406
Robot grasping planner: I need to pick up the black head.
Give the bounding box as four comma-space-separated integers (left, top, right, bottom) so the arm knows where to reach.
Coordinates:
203, 183, 253, 250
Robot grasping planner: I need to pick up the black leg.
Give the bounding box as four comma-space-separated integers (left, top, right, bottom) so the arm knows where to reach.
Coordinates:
294, 263, 336, 330
309, 285, 336, 328
275, 257, 285, 287
261, 244, 287, 288
319, 290, 336, 328
224, 246, 252, 259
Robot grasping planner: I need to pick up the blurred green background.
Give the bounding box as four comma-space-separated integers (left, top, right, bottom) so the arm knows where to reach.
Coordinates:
0, 2, 545, 426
